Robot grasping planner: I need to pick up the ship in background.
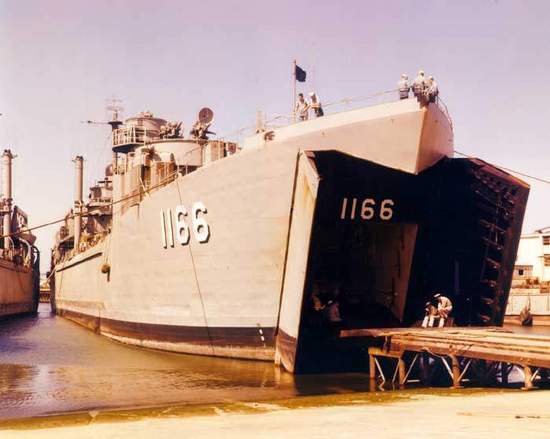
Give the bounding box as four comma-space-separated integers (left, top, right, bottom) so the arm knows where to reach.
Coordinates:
0, 149, 40, 318
50, 91, 529, 373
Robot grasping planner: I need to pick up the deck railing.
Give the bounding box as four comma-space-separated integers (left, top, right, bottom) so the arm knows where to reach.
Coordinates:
219, 89, 454, 144
112, 126, 150, 147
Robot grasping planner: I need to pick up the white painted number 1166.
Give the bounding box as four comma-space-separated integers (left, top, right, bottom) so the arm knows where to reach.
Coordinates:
340, 197, 395, 221
160, 202, 210, 248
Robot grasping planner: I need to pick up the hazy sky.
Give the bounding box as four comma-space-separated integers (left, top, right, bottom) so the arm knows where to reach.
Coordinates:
1, 0, 550, 271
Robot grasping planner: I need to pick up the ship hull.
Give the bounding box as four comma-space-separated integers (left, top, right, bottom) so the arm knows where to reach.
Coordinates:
57, 307, 275, 359
0, 260, 38, 318
52, 101, 529, 372
53, 141, 301, 361
53, 150, 529, 371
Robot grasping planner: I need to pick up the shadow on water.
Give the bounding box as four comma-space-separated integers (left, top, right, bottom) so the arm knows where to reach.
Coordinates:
0, 304, 374, 420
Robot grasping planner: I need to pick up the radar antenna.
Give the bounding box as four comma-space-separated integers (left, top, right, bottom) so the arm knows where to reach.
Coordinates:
106, 97, 124, 131
80, 98, 124, 131
190, 107, 216, 140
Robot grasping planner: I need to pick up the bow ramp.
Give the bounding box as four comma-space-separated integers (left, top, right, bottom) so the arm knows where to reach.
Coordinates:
275, 150, 529, 373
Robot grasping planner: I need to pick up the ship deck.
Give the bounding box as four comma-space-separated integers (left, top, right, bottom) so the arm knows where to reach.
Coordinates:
340, 327, 550, 389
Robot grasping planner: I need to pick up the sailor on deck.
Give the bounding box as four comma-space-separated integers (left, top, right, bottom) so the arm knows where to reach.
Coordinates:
309, 92, 324, 117
434, 293, 453, 327
427, 76, 439, 103
412, 70, 426, 98
295, 93, 309, 121
398, 74, 410, 99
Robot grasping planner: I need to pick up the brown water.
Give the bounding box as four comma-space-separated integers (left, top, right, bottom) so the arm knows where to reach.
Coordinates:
0, 304, 374, 420
1, 304, 548, 421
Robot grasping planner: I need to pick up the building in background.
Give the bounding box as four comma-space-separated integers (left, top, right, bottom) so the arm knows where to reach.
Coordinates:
506, 228, 550, 324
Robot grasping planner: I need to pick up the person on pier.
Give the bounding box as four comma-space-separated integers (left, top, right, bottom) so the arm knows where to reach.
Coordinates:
422, 300, 438, 328
434, 293, 453, 327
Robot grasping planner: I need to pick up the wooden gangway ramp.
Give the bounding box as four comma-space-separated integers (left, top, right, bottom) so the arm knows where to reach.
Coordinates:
340, 327, 550, 390
39, 287, 51, 303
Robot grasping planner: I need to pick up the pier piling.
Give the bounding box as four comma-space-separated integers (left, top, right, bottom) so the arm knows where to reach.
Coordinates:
341, 327, 550, 390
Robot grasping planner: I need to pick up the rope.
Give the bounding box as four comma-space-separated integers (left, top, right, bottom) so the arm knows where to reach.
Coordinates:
174, 175, 215, 355
454, 150, 550, 185
0, 169, 180, 240
4, 110, 550, 241
217, 88, 398, 140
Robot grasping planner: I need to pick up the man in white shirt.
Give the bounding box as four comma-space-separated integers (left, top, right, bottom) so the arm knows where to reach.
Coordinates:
412, 70, 426, 98
434, 293, 453, 327
295, 93, 309, 121
309, 92, 324, 117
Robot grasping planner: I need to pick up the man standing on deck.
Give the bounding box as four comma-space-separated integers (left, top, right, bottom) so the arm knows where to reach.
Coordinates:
427, 76, 439, 103
412, 70, 426, 98
398, 74, 410, 99
309, 92, 324, 117
434, 293, 453, 327
295, 93, 309, 121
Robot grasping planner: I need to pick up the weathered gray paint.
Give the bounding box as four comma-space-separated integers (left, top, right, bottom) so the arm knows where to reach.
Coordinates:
54, 100, 453, 360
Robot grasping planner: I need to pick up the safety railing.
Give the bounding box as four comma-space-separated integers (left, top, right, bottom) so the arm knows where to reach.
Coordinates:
112, 126, 151, 147
218, 88, 453, 143
435, 96, 453, 131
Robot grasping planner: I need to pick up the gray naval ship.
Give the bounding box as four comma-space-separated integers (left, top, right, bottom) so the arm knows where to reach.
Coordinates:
51, 95, 529, 373
1, 149, 40, 318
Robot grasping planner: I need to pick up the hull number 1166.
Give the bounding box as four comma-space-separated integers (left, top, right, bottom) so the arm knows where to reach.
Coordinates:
340, 197, 395, 221
160, 202, 210, 248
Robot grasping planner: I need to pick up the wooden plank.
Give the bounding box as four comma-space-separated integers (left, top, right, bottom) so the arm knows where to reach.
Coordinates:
352, 327, 550, 370
339, 327, 509, 338
387, 339, 550, 369
390, 334, 550, 352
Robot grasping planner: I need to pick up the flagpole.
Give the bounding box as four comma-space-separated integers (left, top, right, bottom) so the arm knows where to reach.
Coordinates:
292, 59, 296, 123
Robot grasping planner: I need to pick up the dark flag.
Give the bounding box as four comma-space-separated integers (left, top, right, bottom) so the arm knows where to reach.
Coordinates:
295, 64, 307, 82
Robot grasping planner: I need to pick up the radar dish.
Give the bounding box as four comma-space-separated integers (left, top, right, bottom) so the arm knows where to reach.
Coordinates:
198, 107, 214, 124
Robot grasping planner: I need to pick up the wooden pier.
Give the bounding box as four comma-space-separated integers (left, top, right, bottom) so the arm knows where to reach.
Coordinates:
340, 327, 550, 390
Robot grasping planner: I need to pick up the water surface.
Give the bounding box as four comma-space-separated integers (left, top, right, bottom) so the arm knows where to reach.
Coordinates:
0, 304, 372, 420
1, 304, 548, 420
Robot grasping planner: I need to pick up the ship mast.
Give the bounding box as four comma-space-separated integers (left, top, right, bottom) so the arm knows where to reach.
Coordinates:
106, 99, 123, 174
106, 98, 124, 131
1, 149, 14, 249
81, 98, 124, 174
73, 156, 84, 253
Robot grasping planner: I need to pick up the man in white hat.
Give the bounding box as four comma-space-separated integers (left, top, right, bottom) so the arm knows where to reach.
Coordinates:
309, 92, 324, 117
434, 293, 453, 327
412, 70, 426, 98
398, 74, 410, 100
